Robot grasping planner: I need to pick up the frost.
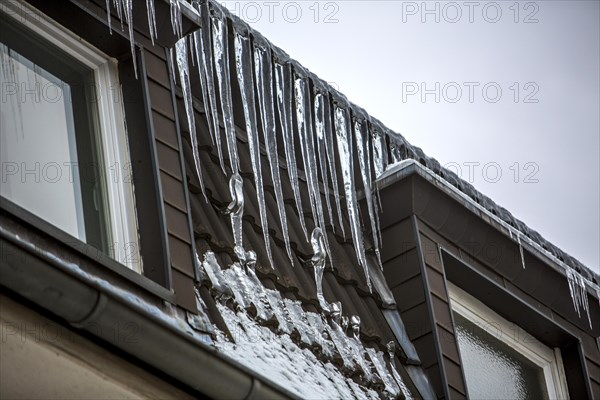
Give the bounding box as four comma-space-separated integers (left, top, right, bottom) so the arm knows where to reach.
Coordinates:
233, 31, 273, 269
334, 104, 370, 290
275, 61, 308, 239
354, 119, 382, 269
254, 42, 294, 266
175, 38, 207, 200
212, 9, 239, 175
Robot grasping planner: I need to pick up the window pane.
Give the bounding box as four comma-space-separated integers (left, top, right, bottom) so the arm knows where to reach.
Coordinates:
0, 44, 85, 239
454, 312, 548, 399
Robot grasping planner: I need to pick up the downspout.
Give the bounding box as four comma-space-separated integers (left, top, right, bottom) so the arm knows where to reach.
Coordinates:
0, 218, 296, 400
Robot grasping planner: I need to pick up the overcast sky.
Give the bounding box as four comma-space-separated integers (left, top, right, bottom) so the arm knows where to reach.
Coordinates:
223, 0, 600, 273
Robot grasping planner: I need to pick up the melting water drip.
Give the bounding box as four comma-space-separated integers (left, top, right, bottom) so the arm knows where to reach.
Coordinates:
175, 38, 207, 201
308, 228, 329, 312
146, 0, 157, 45
275, 61, 308, 240
295, 76, 331, 262
354, 119, 382, 269
233, 31, 274, 270
211, 9, 239, 175
224, 173, 245, 248
170, 0, 183, 38
334, 105, 370, 291
314, 92, 336, 232
254, 43, 295, 267
194, 0, 225, 173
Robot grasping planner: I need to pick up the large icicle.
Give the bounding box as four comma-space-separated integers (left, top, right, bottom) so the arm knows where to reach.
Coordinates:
320, 92, 346, 238
334, 104, 370, 290
294, 76, 328, 240
170, 0, 182, 38
354, 118, 382, 269
233, 30, 274, 270
314, 92, 335, 232
175, 38, 207, 200
307, 228, 329, 312
212, 8, 239, 175
275, 61, 308, 240
194, 0, 226, 173
254, 41, 295, 266
146, 0, 157, 45
122, 0, 137, 78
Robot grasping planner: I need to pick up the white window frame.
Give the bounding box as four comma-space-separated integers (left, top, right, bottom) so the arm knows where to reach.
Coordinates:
448, 282, 569, 399
2, 0, 142, 272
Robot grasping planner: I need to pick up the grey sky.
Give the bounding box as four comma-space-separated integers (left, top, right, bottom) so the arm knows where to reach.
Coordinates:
223, 0, 600, 273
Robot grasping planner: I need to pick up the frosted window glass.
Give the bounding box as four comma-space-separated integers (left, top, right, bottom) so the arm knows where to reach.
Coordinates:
0, 44, 85, 239
454, 312, 548, 399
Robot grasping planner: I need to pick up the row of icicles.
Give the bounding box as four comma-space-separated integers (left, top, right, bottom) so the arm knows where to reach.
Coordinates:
104, 0, 597, 319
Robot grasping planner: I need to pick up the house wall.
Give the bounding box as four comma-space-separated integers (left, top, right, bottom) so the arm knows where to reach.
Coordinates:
0, 294, 192, 399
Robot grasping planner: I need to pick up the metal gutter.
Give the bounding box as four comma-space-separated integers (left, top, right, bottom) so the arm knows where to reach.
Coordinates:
0, 213, 297, 400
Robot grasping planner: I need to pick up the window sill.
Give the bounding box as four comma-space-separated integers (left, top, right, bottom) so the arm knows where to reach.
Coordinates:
0, 197, 175, 304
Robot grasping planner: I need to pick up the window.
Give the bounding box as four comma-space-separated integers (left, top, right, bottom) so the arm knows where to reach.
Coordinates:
449, 283, 569, 399
0, 1, 141, 272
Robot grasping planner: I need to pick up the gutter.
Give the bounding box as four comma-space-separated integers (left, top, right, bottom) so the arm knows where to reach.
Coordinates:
377, 159, 600, 298
0, 213, 296, 400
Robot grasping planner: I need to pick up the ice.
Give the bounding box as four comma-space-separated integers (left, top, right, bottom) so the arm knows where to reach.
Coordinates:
194, 0, 225, 173
170, 0, 182, 38
307, 228, 329, 313
318, 92, 346, 238
371, 126, 386, 178
105, 0, 112, 34
314, 92, 335, 232
294, 76, 330, 260
365, 347, 400, 397
274, 61, 308, 239
566, 268, 592, 329
175, 38, 207, 201
123, 0, 137, 78
254, 42, 294, 266
517, 232, 526, 269
212, 9, 240, 175
333, 104, 370, 290
146, 0, 157, 45
233, 31, 273, 269
224, 173, 244, 248
354, 119, 382, 269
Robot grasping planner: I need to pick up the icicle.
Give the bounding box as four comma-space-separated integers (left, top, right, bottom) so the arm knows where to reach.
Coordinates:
596, 288, 600, 307
390, 140, 402, 164
387, 341, 413, 399
254, 42, 295, 267
517, 232, 526, 269
354, 118, 382, 269
350, 315, 361, 340
170, 0, 183, 38
334, 104, 370, 290
365, 348, 400, 397
122, 0, 137, 78
194, 0, 225, 173
112, 0, 123, 28
168, 47, 176, 84
233, 31, 274, 270
306, 228, 329, 312
224, 172, 244, 248
314, 92, 335, 232
105, 0, 113, 34
212, 9, 239, 175
275, 61, 308, 240
146, 0, 157, 45
175, 38, 207, 201
294, 75, 330, 262
371, 126, 386, 178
